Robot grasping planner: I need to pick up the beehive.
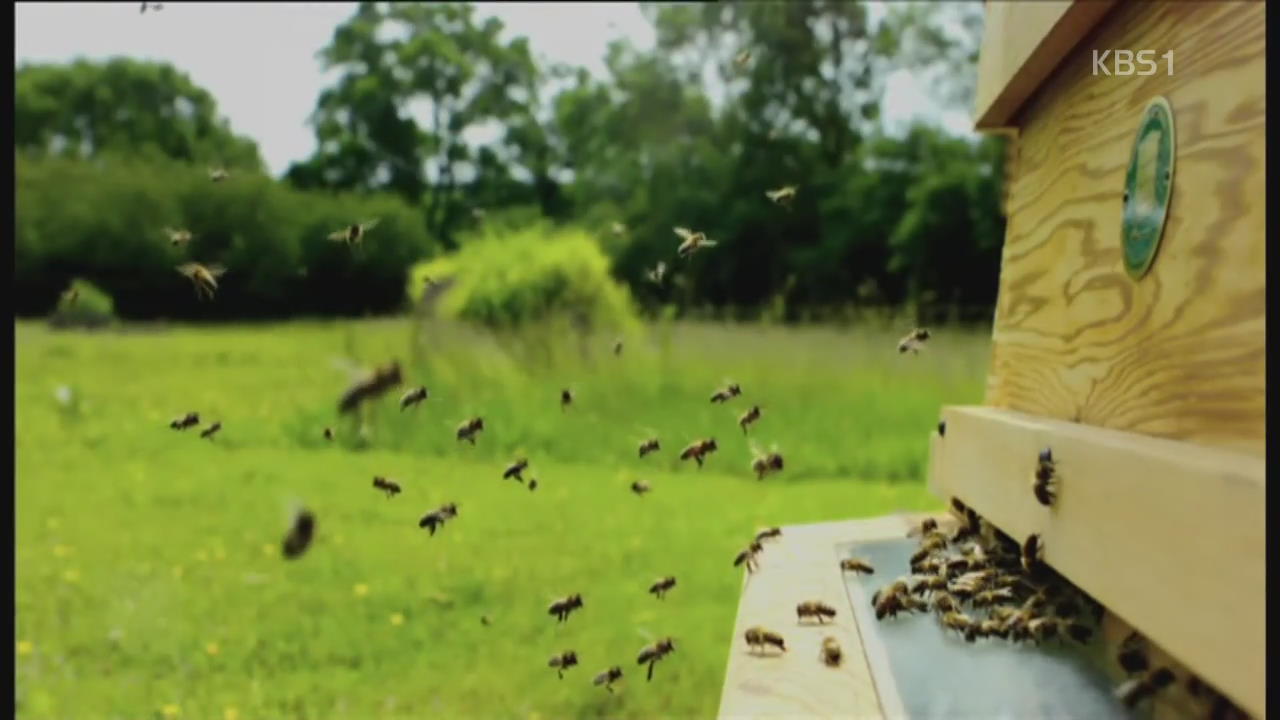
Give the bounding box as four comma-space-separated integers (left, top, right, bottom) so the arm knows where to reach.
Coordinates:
717, 2, 1264, 718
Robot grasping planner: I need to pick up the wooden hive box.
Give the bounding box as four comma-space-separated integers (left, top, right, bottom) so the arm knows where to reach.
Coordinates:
717, 2, 1265, 718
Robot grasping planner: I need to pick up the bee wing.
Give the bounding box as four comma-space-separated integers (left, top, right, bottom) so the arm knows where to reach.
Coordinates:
327, 229, 349, 242
673, 227, 695, 241
175, 263, 200, 278
205, 264, 227, 279
701, 238, 718, 247
360, 218, 381, 231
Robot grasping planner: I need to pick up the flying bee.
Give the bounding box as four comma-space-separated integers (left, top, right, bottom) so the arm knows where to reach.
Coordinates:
417, 503, 458, 536
337, 360, 403, 414
560, 388, 574, 411
646, 261, 668, 285
710, 383, 742, 403
839, 558, 874, 575
503, 458, 529, 483
547, 593, 584, 623
1021, 534, 1044, 574
638, 437, 661, 458
163, 227, 193, 247
1117, 632, 1150, 675
175, 262, 226, 301
170, 411, 200, 431
593, 666, 623, 693
611, 221, 627, 236
636, 637, 676, 681
820, 636, 842, 667
281, 508, 315, 560
750, 445, 784, 481
744, 626, 786, 655
738, 405, 762, 434
327, 219, 380, 247
680, 438, 718, 468
548, 650, 578, 679
323, 427, 334, 441
649, 576, 677, 599
613, 338, 624, 356
399, 386, 428, 411
199, 421, 221, 439
372, 476, 401, 498
1032, 447, 1057, 506
907, 517, 939, 538
528, 478, 538, 492
456, 417, 484, 444
765, 185, 798, 209
796, 601, 837, 624
755, 527, 782, 543
207, 166, 229, 182
937, 420, 946, 437
733, 541, 763, 573
59, 286, 79, 307
1115, 667, 1176, 708
897, 327, 931, 354
630, 480, 651, 496
674, 226, 718, 258
734, 49, 751, 69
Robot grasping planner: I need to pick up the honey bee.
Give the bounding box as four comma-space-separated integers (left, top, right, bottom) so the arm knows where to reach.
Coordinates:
456, 417, 484, 444
765, 185, 798, 209
940, 611, 976, 637
337, 361, 403, 414
399, 386, 428, 411
680, 438, 718, 468
327, 219, 380, 247
636, 637, 676, 681
796, 601, 837, 624
754, 527, 782, 543
372, 476, 401, 498
734, 50, 752, 69
199, 421, 222, 439
281, 508, 315, 560
630, 480, 652, 496
750, 447, 784, 481
59, 286, 79, 307
560, 388, 574, 410
872, 580, 923, 620
971, 587, 1014, 607
733, 542, 763, 573
548, 650, 578, 679
503, 458, 529, 483
710, 383, 742, 403
738, 405, 762, 434
1026, 616, 1060, 644
1021, 534, 1044, 574
323, 427, 334, 441
175, 262, 226, 301
744, 626, 786, 655
839, 558, 874, 575
937, 420, 946, 437
1115, 667, 1176, 708
528, 478, 538, 492
1060, 619, 1093, 644
1032, 447, 1057, 506
163, 227, 193, 247
613, 338, 624, 356
907, 517, 939, 538
649, 576, 677, 599
931, 592, 959, 614
170, 411, 200, 431
417, 503, 458, 536
820, 636, 842, 667
977, 618, 1010, 641
1117, 631, 1150, 675
638, 437, 661, 458
611, 221, 627, 236
547, 593, 584, 623
674, 227, 718, 258
897, 328, 931, 354
592, 665, 623, 692
646, 261, 668, 285
207, 166, 229, 182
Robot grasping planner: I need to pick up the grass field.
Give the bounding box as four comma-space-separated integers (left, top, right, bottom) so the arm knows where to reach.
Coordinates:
16, 317, 990, 719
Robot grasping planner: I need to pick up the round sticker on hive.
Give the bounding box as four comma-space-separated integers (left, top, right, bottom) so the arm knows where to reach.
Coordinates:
1121, 97, 1175, 280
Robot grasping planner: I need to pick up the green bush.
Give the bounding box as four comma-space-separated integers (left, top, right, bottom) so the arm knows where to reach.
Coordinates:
47, 278, 116, 329
411, 224, 639, 333
15, 154, 436, 319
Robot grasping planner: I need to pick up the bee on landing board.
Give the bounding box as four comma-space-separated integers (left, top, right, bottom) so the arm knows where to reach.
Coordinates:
1117, 632, 1150, 675
175, 262, 226, 301
327, 219, 380, 247
170, 412, 200, 431
547, 594, 584, 623
281, 509, 315, 560
907, 517, 939, 538
592, 666, 623, 693
399, 386, 428, 411
738, 405, 762, 434
548, 650, 578, 679
1115, 667, 1176, 708
638, 437, 661, 458
674, 226, 718, 259
820, 636, 842, 667
649, 576, 677, 599
1032, 447, 1058, 506
839, 558, 874, 575
630, 480, 651, 497
636, 637, 676, 681
372, 476, 401, 498
796, 601, 837, 624
680, 438, 718, 468
502, 458, 529, 483
456, 417, 484, 445
1021, 534, 1044, 574
199, 421, 221, 439
744, 626, 786, 655
733, 541, 763, 573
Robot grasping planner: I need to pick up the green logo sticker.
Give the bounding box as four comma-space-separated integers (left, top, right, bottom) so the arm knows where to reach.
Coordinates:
1121, 97, 1175, 280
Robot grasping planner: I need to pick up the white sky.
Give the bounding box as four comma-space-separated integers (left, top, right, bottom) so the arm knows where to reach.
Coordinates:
14, 1, 976, 177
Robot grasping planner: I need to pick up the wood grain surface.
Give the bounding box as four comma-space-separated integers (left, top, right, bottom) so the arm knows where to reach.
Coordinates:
987, 1, 1266, 456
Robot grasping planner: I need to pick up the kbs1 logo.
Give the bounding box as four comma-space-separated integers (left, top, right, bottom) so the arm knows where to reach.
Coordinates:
1093, 50, 1174, 76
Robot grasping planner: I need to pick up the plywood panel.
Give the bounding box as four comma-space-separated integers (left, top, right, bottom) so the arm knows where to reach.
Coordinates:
932, 405, 1264, 718
988, 1, 1266, 455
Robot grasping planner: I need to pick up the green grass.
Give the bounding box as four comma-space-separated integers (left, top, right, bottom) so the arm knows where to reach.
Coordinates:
16, 318, 989, 719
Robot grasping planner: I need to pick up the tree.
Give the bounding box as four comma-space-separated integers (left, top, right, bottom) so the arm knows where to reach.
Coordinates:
15, 58, 263, 171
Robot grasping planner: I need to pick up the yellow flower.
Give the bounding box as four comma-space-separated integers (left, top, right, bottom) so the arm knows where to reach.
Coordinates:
62, 568, 80, 583
224, 708, 240, 720
205, 641, 220, 656
389, 612, 405, 626
353, 583, 369, 597
161, 704, 181, 718
16, 640, 33, 656
52, 544, 72, 558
